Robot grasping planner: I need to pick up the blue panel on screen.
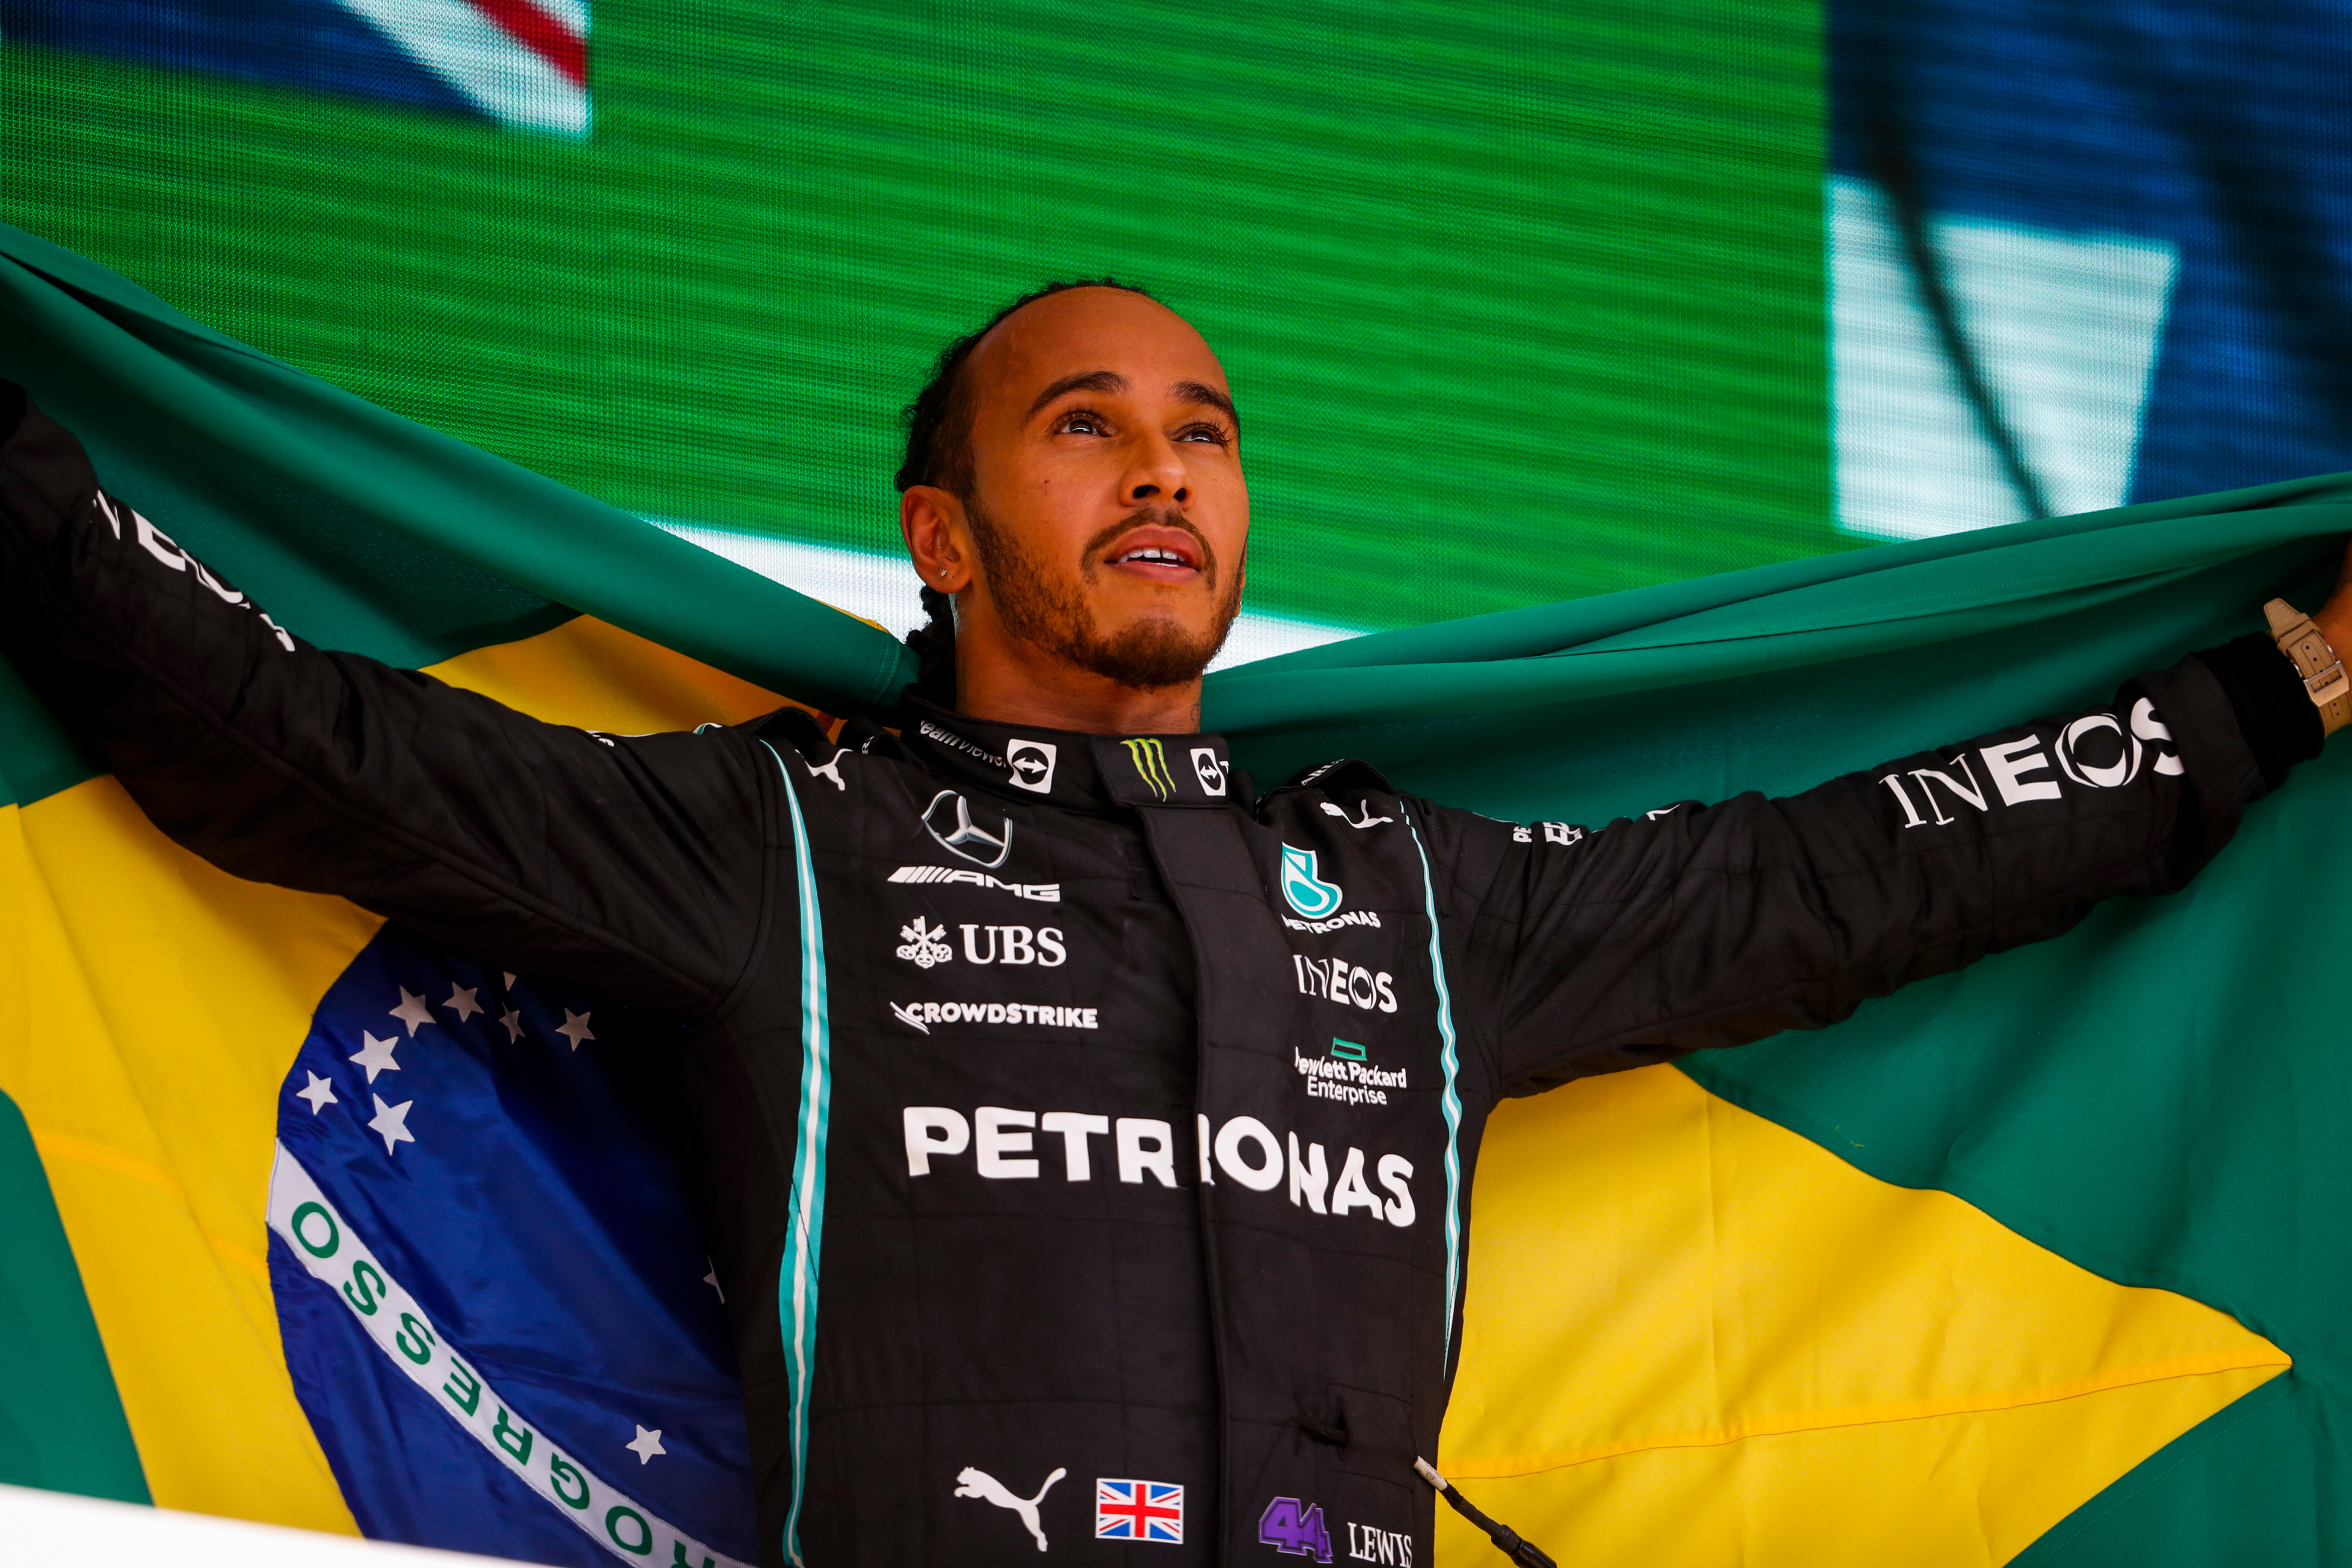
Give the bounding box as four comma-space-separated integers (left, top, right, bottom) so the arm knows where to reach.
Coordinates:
1834, 0, 2352, 504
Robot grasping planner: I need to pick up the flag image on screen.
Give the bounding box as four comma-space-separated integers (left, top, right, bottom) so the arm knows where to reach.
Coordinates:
0, 2, 1842, 636
0, 0, 588, 132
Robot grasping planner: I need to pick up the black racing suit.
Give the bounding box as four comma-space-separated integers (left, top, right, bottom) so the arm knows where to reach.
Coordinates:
0, 389, 2326, 1565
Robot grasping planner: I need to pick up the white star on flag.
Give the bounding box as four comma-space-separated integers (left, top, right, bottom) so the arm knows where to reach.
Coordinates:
368, 1094, 415, 1154
444, 984, 483, 1022
349, 1032, 401, 1083
389, 988, 435, 1036
703, 1263, 724, 1302
294, 1072, 338, 1115
499, 1006, 524, 1044
557, 1010, 595, 1051
626, 1426, 665, 1465
503, 972, 517, 990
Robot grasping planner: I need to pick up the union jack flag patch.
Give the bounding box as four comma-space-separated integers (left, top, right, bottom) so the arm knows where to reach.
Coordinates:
1095, 1478, 1184, 1544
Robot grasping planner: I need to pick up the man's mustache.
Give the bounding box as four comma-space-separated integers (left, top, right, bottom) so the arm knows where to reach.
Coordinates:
1081, 507, 1218, 579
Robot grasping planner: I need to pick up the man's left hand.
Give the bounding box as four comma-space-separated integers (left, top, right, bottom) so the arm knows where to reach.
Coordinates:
2314, 535, 2352, 656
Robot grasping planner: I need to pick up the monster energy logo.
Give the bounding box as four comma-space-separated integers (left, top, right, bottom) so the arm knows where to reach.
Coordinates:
1122, 737, 1178, 801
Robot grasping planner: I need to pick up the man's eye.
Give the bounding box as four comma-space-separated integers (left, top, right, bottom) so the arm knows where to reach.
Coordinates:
1056, 412, 1107, 436
1177, 424, 1231, 446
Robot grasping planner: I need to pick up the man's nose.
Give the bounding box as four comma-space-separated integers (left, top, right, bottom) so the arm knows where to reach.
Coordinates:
1124, 432, 1190, 506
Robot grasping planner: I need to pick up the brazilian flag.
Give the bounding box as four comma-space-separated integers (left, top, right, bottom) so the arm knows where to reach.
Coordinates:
7, 215, 2352, 1563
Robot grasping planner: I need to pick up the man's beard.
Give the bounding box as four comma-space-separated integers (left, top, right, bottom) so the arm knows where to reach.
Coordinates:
965, 500, 1244, 691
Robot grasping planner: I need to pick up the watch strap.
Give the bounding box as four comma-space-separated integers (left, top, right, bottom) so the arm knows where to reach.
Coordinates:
2264, 597, 2352, 736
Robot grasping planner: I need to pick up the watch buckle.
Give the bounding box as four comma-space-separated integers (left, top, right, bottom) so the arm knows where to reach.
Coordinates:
2310, 660, 2350, 707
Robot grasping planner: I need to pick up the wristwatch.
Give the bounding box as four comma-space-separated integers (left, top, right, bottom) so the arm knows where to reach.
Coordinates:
2264, 597, 2352, 736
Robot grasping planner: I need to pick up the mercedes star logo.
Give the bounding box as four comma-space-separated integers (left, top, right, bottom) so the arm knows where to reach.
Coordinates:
922, 790, 1014, 869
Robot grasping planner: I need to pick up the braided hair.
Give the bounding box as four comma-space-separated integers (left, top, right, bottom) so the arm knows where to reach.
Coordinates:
895, 278, 1159, 707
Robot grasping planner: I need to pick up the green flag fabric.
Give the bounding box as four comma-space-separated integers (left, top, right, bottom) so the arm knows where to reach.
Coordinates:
5, 219, 2352, 1562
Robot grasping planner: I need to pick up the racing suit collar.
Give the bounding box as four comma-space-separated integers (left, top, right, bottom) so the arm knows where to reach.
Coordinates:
900, 695, 1246, 809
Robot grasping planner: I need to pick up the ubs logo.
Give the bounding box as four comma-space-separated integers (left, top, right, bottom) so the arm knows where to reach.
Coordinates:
1006, 738, 1057, 794
922, 790, 1013, 869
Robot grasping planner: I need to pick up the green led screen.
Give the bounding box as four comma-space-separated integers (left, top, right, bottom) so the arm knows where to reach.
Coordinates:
0, 1, 1835, 640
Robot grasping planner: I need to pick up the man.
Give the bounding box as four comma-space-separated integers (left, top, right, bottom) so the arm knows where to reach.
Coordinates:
0, 281, 2345, 1568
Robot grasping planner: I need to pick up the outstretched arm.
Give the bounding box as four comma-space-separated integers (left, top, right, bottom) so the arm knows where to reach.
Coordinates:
1487, 549, 2350, 1092
0, 385, 771, 1013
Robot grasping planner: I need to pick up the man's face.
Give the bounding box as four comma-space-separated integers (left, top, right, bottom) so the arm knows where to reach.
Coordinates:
952, 288, 1249, 690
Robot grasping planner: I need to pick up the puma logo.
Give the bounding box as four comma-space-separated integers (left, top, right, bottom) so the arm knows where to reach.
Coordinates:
954, 1465, 1067, 1552
805, 753, 846, 790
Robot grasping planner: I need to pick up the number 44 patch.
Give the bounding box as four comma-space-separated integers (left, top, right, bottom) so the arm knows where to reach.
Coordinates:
1258, 1496, 1333, 1562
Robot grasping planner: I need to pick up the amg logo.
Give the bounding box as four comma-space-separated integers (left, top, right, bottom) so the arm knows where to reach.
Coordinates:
889, 866, 1061, 902
1348, 1521, 1414, 1564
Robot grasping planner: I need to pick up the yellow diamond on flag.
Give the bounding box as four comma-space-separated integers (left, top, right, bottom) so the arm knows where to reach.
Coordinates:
1439, 1066, 2289, 1565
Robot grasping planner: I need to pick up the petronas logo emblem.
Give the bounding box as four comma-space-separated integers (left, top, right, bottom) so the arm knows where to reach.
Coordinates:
1122, 737, 1178, 801
1279, 845, 1344, 919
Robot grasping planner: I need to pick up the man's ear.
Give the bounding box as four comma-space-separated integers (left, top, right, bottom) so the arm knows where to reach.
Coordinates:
901, 485, 974, 595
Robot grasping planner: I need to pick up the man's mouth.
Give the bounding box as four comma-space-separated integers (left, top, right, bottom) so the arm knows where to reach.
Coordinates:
1098, 522, 1206, 582
1112, 545, 1193, 567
